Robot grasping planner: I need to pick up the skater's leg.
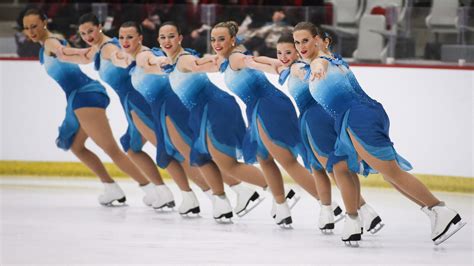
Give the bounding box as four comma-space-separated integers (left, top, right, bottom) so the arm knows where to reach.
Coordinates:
75, 107, 149, 185
70, 126, 114, 183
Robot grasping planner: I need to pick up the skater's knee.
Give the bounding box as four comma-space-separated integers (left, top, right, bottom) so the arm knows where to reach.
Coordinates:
333, 161, 349, 174
258, 157, 274, 167
276, 154, 297, 169
70, 143, 86, 155
379, 163, 403, 181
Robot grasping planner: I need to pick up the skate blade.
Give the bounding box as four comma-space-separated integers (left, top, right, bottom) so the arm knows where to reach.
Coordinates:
277, 216, 293, 229
342, 234, 361, 247
100, 197, 127, 207
319, 223, 335, 234
214, 211, 233, 224
320, 228, 334, 234
344, 241, 360, 248
333, 205, 343, 216
287, 195, 301, 210
279, 223, 293, 229
334, 213, 345, 224
236, 197, 265, 217
215, 217, 233, 224
153, 201, 176, 211
434, 220, 466, 245
179, 206, 201, 218
369, 223, 385, 234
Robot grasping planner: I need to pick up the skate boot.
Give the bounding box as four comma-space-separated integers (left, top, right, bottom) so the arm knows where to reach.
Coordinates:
152, 184, 175, 211
271, 189, 300, 218
275, 200, 292, 228
422, 204, 466, 245
212, 194, 233, 223
98, 182, 126, 206
318, 200, 344, 223
341, 214, 362, 247
203, 189, 213, 202
360, 203, 384, 234
179, 190, 200, 216
140, 183, 159, 207
231, 183, 264, 217
319, 204, 335, 234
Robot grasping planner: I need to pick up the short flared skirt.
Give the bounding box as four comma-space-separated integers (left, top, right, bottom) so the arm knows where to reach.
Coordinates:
151, 93, 193, 168
299, 102, 346, 172
56, 81, 110, 150
243, 94, 305, 164
188, 94, 246, 166
334, 101, 413, 174
118, 90, 155, 153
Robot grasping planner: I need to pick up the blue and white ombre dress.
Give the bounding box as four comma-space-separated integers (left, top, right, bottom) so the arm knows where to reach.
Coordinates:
40, 37, 109, 150
309, 56, 412, 174
221, 51, 304, 164
130, 48, 193, 168
94, 38, 154, 153
166, 49, 247, 166
279, 61, 345, 173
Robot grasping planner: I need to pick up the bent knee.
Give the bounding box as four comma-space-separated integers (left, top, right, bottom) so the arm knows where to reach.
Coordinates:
70, 144, 86, 155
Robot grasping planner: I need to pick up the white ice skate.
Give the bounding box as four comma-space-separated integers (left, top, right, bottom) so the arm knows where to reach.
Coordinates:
98, 182, 126, 206
140, 183, 159, 207
231, 183, 264, 217
212, 194, 233, 223
275, 200, 293, 229
152, 184, 175, 211
271, 189, 300, 218
329, 201, 344, 223
341, 214, 362, 247
179, 190, 200, 216
422, 204, 466, 245
319, 204, 335, 234
360, 203, 384, 234
203, 189, 213, 202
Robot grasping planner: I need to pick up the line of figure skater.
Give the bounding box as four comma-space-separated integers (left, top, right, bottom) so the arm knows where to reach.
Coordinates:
22, 8, 465, 247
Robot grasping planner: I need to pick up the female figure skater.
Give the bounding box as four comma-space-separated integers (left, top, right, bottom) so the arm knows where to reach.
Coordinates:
209, 21, 331, 227
125, 22, 267, 218
294, 22, 465, 246
56, 15, 213, 215
244, 32, 383, 234
22, 9, 153, 206
152, 22, 269, 221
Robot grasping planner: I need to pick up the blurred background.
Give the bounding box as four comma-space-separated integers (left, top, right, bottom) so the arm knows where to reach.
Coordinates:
1, 0, 473, 65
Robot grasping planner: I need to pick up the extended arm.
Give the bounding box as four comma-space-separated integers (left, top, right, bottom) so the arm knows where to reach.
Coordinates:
56, 46, 96, 64
178, 54, 220, 73
243, 56, 279, 74
136, 51, 170, 75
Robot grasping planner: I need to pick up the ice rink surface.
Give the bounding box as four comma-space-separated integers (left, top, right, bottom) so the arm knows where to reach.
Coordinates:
1, 176, 472, 265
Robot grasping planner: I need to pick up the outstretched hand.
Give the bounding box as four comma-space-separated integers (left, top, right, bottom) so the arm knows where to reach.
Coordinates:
149, 56, 171, 67
310, 63, 327, 81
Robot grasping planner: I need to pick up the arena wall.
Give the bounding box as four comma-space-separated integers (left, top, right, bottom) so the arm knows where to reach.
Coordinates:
0, 60, 472, 177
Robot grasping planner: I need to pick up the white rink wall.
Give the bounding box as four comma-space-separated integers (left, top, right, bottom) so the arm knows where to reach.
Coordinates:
0, 60, 472, 177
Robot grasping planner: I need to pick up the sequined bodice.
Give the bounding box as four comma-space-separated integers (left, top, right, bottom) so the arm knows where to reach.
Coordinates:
40, 39, 93, 97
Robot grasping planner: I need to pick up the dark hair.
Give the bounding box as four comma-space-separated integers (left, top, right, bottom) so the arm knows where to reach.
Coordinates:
23, 8, 47, 21
120, 21, 142, 35
277, 32, 294, 44
78, 13, 100, 26
293, 21, 321, 37
212, 21, 239, 37
321, 30, 334, 50
159, 21, 182, 35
